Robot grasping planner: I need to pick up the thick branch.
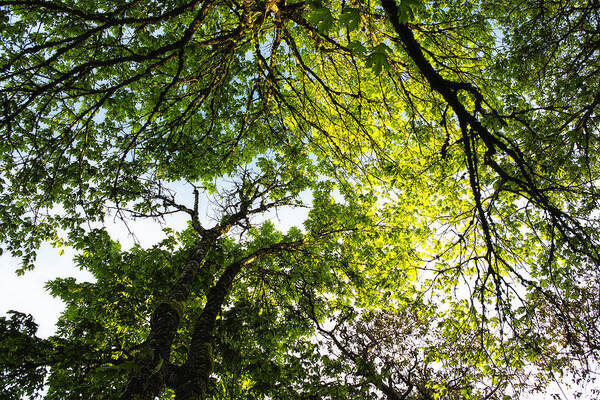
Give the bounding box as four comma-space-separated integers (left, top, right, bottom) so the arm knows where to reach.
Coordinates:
380, 0, 597, 262
174, 239, 304, 400
119, 230, 218, 400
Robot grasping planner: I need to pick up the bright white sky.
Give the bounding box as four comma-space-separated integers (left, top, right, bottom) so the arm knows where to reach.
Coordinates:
0, 214, 185, 338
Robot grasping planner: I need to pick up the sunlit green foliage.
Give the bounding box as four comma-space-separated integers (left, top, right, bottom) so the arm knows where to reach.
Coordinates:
1, 0, 599, 398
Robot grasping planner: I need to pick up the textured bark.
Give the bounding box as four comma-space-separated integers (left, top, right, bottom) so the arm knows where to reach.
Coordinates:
120, 231, 218, 400
174, 240, 302, 400
173, 259, 242, 400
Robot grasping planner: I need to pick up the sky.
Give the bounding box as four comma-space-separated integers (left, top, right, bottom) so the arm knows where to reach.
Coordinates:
0, 184, 309, 338
1, 246, 91, 338
0, 214, 185, 338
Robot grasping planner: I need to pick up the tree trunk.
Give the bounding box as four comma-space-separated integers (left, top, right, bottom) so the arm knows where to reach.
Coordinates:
173, 257, 244, 399
120, 232, 218, 400
174, 241, 302, 400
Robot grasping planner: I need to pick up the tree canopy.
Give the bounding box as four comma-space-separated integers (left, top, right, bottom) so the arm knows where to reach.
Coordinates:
1, 0, 599, 399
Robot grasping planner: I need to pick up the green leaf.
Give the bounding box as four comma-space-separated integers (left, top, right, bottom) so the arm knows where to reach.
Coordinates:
348, 41, 367, 57
396, 0, 422, 23
306, 6, 334, 33
365, 43, 392, 75
339, 7, 360, 32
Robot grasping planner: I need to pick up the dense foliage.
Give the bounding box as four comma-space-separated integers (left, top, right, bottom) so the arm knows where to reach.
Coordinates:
1, 0, 599, 398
